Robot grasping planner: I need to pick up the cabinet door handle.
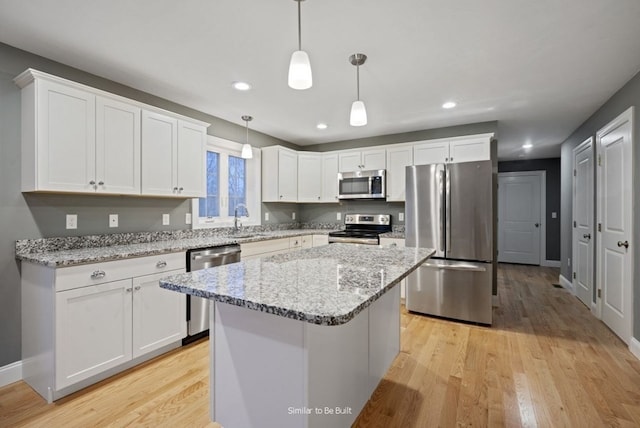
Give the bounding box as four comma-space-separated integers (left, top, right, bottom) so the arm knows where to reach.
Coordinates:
173, 187, 179, 192
134, 286, 141, 291
126, 288, 132, 293
280, 195, 283, 199
98, 181, 104, 186
90, 270, 106, 279
89, 180, 96, 185
317, 196, 320, 200
450, 157, 453, 162
156, 261, 167, 268
583, 233, 591, 240
179, 187, 184, 192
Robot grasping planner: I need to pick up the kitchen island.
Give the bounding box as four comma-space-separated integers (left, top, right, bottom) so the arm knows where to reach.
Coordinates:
160, 243, 434, 428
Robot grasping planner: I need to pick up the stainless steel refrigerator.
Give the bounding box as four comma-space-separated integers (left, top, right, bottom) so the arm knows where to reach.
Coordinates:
405, 161, 494, 324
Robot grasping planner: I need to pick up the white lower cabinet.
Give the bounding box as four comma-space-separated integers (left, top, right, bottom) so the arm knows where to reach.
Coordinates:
240, 235, 326, 260
22, 252, 186, 402
55, 279, 133, 390
132, 270, 186, 358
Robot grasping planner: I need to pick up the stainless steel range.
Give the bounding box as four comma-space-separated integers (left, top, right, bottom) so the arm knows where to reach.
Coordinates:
328, 214, 391, 245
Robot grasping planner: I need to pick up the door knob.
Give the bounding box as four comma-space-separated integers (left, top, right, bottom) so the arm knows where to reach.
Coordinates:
583, 233, 591, 239
617, 240, 629, 249
534, 223, 540, 228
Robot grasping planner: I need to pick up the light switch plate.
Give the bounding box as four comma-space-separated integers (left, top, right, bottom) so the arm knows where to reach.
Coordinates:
66, 214, 77, 230
265, 212, 270, 221
162, 214, 170, 225
552, 212, 557, 218
398, 212, 404, 221
109, 214, 118, 228
292, 212, 296, 220
336, 212, 341, 221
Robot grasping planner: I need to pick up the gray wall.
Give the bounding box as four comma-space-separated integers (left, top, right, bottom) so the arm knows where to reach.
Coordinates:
559, 69, 640, 338
498, 159, 561, 261
300, 201, 405, 227
0, 42, 299, 367
304, 121, 498, 152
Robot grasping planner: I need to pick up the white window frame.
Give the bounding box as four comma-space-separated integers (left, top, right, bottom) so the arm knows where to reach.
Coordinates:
191, 136, 261, 229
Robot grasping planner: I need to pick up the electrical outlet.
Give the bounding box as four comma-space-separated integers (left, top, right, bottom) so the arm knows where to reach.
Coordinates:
398, 212, 404, 221
336, 212, 341, 221
265, 212, 270, 221
162, 214, 170, 225
109, 214, 118, 228
66, 214, 77, 230
185, 213, 192, 225
292, 212, 296, 220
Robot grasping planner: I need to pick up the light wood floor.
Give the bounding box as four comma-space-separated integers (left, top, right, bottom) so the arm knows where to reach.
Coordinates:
2, 264, 640, 427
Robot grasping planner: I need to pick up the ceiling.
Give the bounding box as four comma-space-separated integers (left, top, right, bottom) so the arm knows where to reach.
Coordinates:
1, 0, 639, 160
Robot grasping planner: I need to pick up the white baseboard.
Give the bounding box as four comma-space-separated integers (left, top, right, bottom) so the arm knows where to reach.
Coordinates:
542, 260, 562, 268
0, 360, 22, 387
559, 274, 573, 292
629, 337, 640, 361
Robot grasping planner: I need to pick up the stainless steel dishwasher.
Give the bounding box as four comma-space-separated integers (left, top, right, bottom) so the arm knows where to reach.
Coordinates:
183, 244, 241, 345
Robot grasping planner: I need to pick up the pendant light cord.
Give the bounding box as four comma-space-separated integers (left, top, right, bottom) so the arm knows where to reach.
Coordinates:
356, 64, 360, 101
297, 0, 302, 51
245, 120, 249, 144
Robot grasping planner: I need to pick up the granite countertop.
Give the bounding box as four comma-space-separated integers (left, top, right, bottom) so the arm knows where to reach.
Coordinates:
159, 243, 434, 326
15, 229, 335, 267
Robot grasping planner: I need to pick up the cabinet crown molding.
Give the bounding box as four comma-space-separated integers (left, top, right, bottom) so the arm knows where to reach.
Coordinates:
14, 68, 211, 128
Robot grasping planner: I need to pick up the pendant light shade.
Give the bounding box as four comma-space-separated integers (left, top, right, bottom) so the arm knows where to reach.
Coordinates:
288, 0, 312, 90
241, 115, 253, 159
349, 53, 368, 127
350, 100, 367, 127
288, 50, 312, 90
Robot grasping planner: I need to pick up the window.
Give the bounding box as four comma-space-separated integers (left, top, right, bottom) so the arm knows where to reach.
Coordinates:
192, 136, 260, 228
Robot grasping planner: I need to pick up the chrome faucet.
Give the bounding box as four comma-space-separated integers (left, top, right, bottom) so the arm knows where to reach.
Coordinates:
234, 203, 249, 231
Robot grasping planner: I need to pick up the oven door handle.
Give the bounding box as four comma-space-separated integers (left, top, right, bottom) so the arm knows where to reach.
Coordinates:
328, 236, 379, 245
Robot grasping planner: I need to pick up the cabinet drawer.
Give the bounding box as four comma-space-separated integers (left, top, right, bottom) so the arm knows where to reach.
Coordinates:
55, 252, 186, 292
241, 238, 290, 258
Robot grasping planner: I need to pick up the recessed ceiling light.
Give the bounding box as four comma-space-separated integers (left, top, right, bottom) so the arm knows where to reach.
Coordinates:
316, 123, 328, 130
232, 81, 251, 91
522, 143, 533, 149
442, 101, 456, 109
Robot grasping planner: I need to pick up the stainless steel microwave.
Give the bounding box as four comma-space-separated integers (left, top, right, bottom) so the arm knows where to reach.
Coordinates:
338, 169, 386, 200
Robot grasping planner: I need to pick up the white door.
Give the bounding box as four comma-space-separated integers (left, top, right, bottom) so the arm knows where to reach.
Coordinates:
386, 146, 413, 201
278, 148, 298, 201
176, 120, 206, 197
572, 137, 594, 308
141, 110, 178, 196
297, 153, 323, 202
498, 172, 542, 264
597, 107, 634, 344
96, 96, 141, 195
55, 279, 133, 389
361, 148, 386, 170
338, 151, 362, 172
321, 153, 339, 202
37, 79, 96, 192
132, 270, 186, 359
413, 140, 449, 165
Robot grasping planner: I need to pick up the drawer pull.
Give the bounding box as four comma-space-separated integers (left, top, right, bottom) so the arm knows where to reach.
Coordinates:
126, 288, 132, 293
156, 261, 167, 268
134, 286, 141, 291
90, 270, 106, 280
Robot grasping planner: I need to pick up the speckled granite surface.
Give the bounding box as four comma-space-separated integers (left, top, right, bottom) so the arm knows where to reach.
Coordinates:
15, 228, 336, 267
159, 243, 434, 326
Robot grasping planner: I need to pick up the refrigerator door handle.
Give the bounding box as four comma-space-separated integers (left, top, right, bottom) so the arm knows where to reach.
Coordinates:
445, 166, 452, 254
421, 261, 487, 272
439, 168, 446, 253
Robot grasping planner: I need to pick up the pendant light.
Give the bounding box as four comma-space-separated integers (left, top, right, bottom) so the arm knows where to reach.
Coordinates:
349, 53, 367, 127
288, 0, 312, 90
241, 115, 253, 159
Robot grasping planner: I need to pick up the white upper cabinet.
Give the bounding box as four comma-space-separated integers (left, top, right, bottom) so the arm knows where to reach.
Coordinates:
414, 135, 491, 165
22, 78, 97, 192
141, 112, 205, 197
262, 145, 298, 202
413, 140, 450, 165
449, 136, 491, 163
297, 152, 323, 202
15, 69, 209, 197
386, 145, 413, 201
96, 96, 141, 195
338, 148, 386, 172
176, 120, 206, 197
321, 153, 339, 202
